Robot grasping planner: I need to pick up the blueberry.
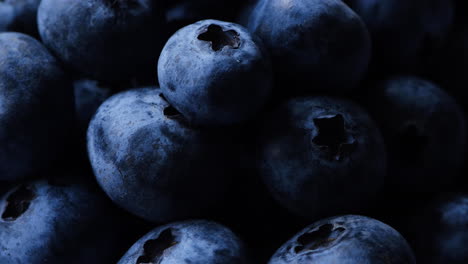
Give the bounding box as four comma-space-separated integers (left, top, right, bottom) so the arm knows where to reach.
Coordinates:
367, 76, 466, 191
269, 215, 416, 263
247, 0, 370, 95
158, 19, 272, 126
87, 88, 235, 222
408, 194, 468, 264
0, 180, 128, 264
74, 79, 112, 134
118, 220, 250, 264
345, 0, 454, 73
0, 32, 74, 181
259, 97, 386, 219
37, 0, 165, 81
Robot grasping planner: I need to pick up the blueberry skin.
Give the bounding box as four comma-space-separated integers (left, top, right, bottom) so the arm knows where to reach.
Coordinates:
345, 0, 454, 72
38, 0, 165, 81
158, 19, 272, 126
87, 88, 234, 222
409, 194, 468, 263
247, 0, 370, 95
118, 220, 250, 264
367, 77, 466, 192
0, 180, 126, 264
0, 0, 41, 36
74, 79, 112, 133
259, 97, 386, 219
269, 215, 416, 264
0, 32, 74, 181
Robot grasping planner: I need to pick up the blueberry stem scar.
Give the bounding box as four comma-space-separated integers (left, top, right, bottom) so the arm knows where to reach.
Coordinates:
198, 24, 240, 51
2, 186, 36, 221
313, 114, 356, 161
136, 228, 178, 264
294, 224, 346, 253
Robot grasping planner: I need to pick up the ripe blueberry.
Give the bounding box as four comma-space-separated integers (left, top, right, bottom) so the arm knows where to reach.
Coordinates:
0, 32, 74, 181
0, 180, 127, 264
259, 96, 386, 219
158, 19, 273, 126
367, 76, 466, 191
38, 0, 165, 81
247, 0, 371, 94
87, 88, 235, 222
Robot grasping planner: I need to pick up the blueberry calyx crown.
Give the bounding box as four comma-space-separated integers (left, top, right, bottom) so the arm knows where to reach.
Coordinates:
136, 228, 178, 264
294, 223, 346, 254
1, 185, 36, 221
197, 24, 240, 51
312, 114, 356, 161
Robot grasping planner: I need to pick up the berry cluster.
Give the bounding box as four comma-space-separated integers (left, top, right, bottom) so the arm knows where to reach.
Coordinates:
0, 0, 467, 263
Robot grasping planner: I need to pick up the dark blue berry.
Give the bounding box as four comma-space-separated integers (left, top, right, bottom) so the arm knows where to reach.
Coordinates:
38, 0, 165, 81
0, 32, 74, 181
247, 0, 370, 95
159, 19, 272, 125
259, 96, 386, 219
87, 88, 235, 222
367, 76, 466, 191
0, 180, 128, 264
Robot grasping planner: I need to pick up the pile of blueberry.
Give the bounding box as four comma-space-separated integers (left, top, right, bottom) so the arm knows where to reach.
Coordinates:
1, 0, 468, 263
